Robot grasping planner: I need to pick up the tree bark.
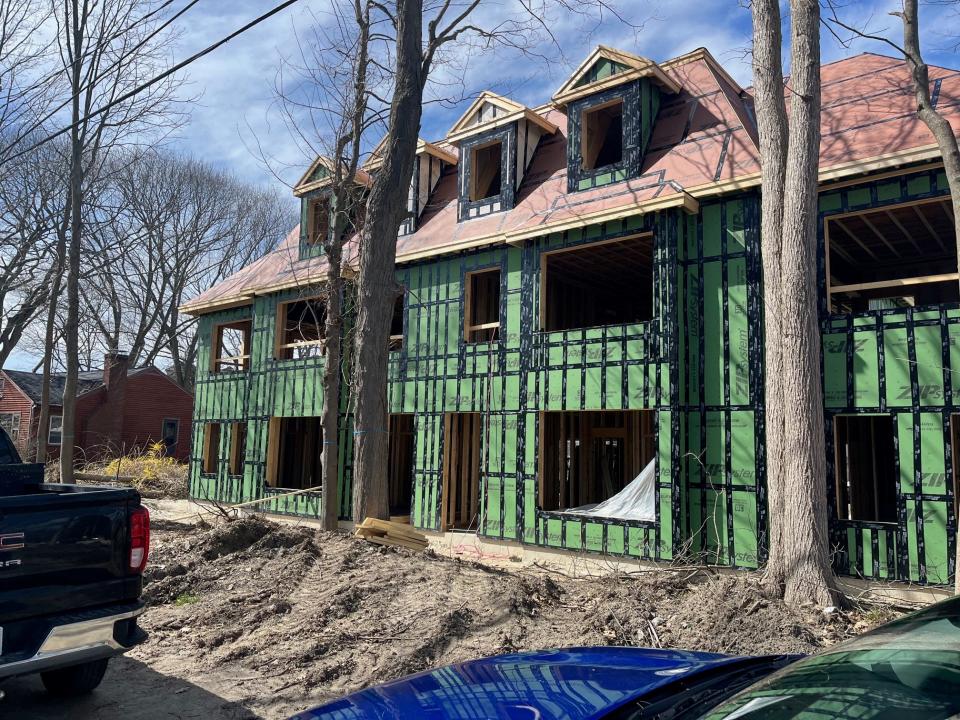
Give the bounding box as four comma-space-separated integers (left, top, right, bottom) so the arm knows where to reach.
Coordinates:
36, 249, 63, 464
895, 0, 960, 593
351, 0, 424, 522
59, 0, 84, 483
752, 0, 838, 605
321, 252, 344, 531
751, 0, 788, 591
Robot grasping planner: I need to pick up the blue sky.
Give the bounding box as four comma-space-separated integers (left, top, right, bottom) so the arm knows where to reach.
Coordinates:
165, 0, 958, 191
4, 0, 957, 371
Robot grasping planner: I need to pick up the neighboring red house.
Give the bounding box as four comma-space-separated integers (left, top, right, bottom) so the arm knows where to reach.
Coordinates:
0, 353, 193, 463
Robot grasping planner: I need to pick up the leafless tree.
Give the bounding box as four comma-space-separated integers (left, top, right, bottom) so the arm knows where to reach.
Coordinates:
751, 0, 838, 606
0, 0, 54, 157
49, 0, 185, 481
350, 0, 639, 521
0, 137, 64, 369
23, 150, 293, 391
267, 0, 393, 530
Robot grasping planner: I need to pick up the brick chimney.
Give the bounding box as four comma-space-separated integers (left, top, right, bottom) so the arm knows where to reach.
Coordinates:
102, 351, 129, 451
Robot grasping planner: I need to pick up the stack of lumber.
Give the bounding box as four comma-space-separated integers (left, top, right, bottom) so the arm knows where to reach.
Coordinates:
355, 517, 428, 551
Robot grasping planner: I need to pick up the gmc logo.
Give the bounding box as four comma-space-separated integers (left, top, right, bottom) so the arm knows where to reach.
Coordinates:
0, 533, 24, 551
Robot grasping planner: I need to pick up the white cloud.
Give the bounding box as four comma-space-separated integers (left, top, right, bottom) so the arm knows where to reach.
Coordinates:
167, 0, 956, 185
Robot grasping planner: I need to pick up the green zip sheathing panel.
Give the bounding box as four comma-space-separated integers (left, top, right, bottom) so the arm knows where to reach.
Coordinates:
678, 196, 764, 569
190, 288, 353, 519
190, 209, 683, 562
187, 162, 955, 585
820, 165, 956, 586
187, 195, 769, 570
574, 58, 631, 88
390, 209, 677, 561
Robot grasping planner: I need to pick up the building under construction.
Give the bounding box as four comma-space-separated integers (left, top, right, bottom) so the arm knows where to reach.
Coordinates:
182, 46, 960, 588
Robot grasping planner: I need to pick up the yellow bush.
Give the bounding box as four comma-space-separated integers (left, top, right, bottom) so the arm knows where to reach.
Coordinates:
86, 443, 187, 498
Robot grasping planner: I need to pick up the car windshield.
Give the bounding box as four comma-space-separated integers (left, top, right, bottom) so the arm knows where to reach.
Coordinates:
697, 602, 960, 720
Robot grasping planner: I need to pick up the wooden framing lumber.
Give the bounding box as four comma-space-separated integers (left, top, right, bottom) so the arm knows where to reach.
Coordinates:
830, 273, 960, 294
355, 517, 428, 551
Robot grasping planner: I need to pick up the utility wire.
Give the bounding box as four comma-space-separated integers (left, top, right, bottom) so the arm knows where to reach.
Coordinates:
0, 0, 203, 162
1, 0, 303, 167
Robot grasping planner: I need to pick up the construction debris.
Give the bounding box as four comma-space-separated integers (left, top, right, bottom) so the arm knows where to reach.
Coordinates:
131, 513, 898, 719
355, 517, 428, 551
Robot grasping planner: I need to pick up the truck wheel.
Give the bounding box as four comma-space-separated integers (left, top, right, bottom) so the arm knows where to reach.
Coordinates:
40, 658, 109, 696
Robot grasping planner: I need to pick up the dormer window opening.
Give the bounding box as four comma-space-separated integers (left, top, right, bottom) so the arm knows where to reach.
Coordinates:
308, 198, 330, 246
470, 141, 502, 201
582, 99, 623, 170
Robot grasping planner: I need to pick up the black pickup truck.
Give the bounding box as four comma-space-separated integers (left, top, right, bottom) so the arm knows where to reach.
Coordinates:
0, 426, 149, 697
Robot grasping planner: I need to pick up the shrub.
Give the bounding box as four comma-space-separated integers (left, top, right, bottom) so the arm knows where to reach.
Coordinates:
84, 443, 188, 498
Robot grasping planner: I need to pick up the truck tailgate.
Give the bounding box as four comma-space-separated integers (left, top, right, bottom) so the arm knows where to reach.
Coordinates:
0, 485, 142, 622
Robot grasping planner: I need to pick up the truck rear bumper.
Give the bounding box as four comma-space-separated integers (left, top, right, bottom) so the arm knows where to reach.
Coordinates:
0, 602, 146, 680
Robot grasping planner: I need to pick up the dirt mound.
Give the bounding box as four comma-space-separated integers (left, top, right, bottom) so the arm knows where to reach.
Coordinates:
132, 516, 882, 719
142, 516, 319, 605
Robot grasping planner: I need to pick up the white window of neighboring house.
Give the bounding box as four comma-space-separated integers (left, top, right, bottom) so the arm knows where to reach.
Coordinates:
48, 415, 63, 445
0, 412, 20, 442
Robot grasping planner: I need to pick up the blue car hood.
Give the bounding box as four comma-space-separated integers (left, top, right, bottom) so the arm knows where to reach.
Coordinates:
291, 646, 739, 720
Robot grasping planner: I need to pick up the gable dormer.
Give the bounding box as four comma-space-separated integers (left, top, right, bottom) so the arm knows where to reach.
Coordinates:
293, 156, 371, 259
446, 92, 557, 221
365, 138, 456, 235
553, 46, 680, 192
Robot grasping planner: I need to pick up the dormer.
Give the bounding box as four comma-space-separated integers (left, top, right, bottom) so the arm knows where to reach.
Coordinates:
293, 157, 372, 260
446, 92, 557, 221
365, 137, 456, 235
553, 46, 680, 192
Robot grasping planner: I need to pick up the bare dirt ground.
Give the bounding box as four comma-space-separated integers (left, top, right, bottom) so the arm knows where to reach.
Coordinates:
3, 508, 897, 719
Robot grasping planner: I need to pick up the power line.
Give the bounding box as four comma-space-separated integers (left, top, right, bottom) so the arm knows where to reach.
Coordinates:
1, 0, 303, 167
0, 0, 203, 162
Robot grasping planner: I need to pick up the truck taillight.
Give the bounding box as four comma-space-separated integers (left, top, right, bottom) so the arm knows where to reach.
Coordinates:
129, 506, 150, 573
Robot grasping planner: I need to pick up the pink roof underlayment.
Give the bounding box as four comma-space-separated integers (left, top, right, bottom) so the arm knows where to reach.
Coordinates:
182, 49, 959, 315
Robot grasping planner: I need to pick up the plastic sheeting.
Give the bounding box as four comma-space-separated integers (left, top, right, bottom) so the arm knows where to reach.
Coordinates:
561, 459, 656, 522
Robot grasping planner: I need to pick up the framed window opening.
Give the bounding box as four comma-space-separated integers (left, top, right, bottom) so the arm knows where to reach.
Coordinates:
276, 297, 326, 360
212, 319, 252, 373
48, 415, 63, 446
229, 422, 247, 476
201, 423, 221, 475
469, 140, 503, 201
306, 197, 330, 246
834, 414, 897, 523
538, 410, 656, 513
161, 418, 180, 454
464, 267, 501, 343
265, 416, 323, 490
581, 98, 623, 170
389, 292, 405, 351
541, 233, 654, 332
826, 197, 958, 314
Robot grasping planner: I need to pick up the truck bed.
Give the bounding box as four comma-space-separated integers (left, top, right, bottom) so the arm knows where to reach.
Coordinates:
1, 483, 144, 623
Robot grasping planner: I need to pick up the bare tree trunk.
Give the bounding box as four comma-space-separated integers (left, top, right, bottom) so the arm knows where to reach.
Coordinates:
59, 0, 84, 483
752, 0, 838, 605
321, 255, 344, 530
35, 256, 63, 464
752, 0, 788, 591
351, 0, 424, 522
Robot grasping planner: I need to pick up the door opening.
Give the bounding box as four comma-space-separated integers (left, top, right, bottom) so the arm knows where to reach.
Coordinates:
441, 413, 482, 531
388, 414, 415, 520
